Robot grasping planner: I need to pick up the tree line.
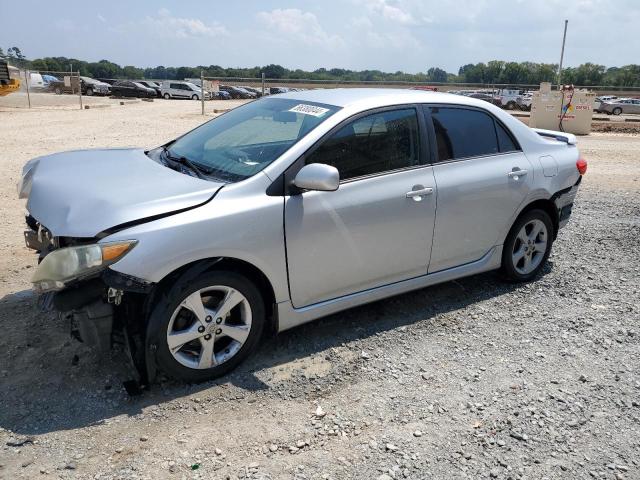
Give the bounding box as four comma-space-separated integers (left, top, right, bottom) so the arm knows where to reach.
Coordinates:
2, 47, 639, 87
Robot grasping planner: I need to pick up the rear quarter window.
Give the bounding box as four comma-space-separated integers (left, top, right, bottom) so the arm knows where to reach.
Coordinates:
495, 121, 519, 153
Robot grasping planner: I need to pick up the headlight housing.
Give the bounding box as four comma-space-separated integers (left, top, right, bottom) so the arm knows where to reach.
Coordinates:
17, 158, 38, 199
32, 240, 137, 292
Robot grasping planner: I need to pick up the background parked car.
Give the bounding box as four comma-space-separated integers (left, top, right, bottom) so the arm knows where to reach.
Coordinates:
270, 87, 290, 95
161, 81, 210, 100
81, 77, 111, 96
211, 90, 231, 100
96, 78, 118, 86
27, 72, 45, 89
517, 92, 533, 111
41, 74, 59, 87
593, 95, 618, 113
219, 85, 256, 99
468, 92, 502, 107
111, 80, 156, 98
242, 86, 265, 97
48, 76, 110, 96
136, 80, 162, 97
497, 88, 525, 110
599, 98, 640, 115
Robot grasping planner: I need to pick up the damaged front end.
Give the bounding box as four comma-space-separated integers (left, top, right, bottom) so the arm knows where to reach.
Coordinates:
25, 215, 154, 387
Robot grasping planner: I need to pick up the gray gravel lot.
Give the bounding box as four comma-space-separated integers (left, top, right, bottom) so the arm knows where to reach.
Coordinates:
0, 101, 638, 479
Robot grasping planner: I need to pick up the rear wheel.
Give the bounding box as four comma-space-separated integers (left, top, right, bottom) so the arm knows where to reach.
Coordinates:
151, 270, 265, 383
191, 94, 198, 100
54, 86, 62, 95
612, 107, 622, 115
85, 87, 93, 96
163, 93, 170, 99
501, 209, 553, 282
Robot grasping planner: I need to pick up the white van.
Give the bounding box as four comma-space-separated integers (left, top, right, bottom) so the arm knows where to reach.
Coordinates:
28, 72, 45, 89
160, 81, 210, 100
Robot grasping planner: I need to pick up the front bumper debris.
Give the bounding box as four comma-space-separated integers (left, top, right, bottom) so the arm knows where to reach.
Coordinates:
71, 300, 114, 353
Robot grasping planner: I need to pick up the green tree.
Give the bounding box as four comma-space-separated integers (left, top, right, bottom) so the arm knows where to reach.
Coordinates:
427, 67, 448, 83
262, 64, 288, 79
122, 65, 144, 79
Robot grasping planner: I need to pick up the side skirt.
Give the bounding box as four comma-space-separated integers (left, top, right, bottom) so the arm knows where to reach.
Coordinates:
277, 246, 503, 332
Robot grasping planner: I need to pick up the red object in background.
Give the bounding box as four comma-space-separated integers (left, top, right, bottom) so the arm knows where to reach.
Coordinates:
576, 158, 588, 175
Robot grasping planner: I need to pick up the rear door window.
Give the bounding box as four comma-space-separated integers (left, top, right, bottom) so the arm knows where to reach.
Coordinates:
429, 107, 498, 161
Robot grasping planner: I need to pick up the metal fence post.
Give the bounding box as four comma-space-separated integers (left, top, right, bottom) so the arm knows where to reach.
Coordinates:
261, 72, 265, 96
24, 70, 31, 108
201, 70, 205, 115
77, 72, 83, 110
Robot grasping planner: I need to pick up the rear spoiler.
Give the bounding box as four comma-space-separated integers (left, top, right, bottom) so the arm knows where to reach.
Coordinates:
532, 128, 577, 145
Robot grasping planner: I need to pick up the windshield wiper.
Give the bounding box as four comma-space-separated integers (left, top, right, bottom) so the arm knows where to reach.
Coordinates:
162, 146, 210, 180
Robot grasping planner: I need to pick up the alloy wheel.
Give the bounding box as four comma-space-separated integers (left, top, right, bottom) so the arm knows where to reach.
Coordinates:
166, 286, 252, 369
511, 219, 548, 275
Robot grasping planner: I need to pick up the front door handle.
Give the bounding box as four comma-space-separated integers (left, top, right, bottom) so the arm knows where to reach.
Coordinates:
406, 186, 434, 201
507, 169, 528, 179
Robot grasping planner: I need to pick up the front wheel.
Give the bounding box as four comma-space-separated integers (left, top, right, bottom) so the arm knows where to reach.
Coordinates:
150, 270, 265, 383
612, 107, 622, 116
85, 87, 93, 96
191, 94, 198, 100
163, 93, 170, 99
501, 209, 553, 282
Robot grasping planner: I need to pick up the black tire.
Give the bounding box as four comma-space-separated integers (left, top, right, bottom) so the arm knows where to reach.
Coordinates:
612, 107, 622, 116
191, 94, 198, 100
150, 270, 265, 383
54, 86, 62, 95
86, 87, 93, 96
163, 93, 170, 99
501, 209, 554, 282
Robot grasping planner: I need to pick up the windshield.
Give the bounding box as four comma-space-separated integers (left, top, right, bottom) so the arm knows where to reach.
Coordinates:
133, 82, 147, 89
167, 98, 340, 182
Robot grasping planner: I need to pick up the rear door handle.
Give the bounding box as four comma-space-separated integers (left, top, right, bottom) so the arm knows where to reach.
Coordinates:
507, 169, 528, 179
406, 187, 434, 201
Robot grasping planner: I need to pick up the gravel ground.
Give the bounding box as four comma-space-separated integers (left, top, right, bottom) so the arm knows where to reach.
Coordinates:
0, 101, 638, 480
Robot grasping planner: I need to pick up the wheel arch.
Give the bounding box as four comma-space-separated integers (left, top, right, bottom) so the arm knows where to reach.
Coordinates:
509, 198, 559, 241
147, 256, 278, 335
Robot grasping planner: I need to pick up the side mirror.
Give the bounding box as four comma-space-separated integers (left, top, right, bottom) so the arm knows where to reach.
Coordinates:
293, 163, 339, 192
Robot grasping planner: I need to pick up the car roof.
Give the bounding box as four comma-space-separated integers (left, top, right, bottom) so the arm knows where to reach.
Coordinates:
274, 87, 490, 109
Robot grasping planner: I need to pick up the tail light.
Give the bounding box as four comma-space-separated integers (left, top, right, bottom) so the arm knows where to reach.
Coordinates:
576, 158, 587, 175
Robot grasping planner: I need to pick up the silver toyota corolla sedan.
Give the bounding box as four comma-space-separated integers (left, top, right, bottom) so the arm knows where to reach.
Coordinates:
18, 89, 586, 383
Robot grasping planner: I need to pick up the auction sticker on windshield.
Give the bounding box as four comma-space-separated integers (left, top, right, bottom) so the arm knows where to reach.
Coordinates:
289, 104, 330, 117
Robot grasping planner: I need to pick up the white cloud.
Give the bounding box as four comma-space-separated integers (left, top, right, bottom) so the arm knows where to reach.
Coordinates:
379, 3, 416, 24
97, 14, 106, 23
257, 8, 344, 48
140, 8, 229, 39
362, 0, 418, 25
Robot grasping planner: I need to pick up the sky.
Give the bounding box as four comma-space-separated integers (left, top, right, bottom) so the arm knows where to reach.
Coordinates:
1, 0, 639, 73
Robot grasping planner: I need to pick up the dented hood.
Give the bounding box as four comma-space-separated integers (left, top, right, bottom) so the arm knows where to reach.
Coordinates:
25, 148, 223, 237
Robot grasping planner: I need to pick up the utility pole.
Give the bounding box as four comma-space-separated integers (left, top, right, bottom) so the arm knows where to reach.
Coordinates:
201, 70, 205, 115
557, 20, 568, 88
